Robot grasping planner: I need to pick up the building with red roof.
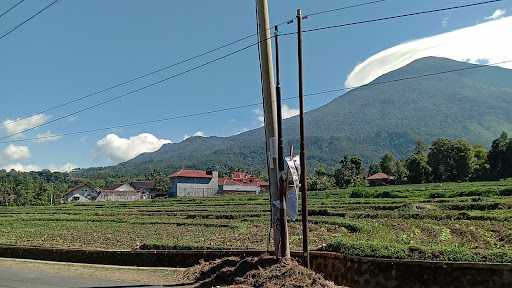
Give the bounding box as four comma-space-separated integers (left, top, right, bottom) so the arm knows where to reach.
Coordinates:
219, 172, 268, 195
168, 169, 218, 198
366, 173, 395, 186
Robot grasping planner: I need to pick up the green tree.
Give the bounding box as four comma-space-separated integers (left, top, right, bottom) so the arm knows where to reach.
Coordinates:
406, 141, 431, 184
308, 164, 336, 191
393, 160, 408, 184
471, 144, 490, 181
428, 138, 474, 182
334, 155, 364, 188
488, 132, 511, 179
146, 169, 170, 194
368, 162, 381, 176
379, 153, 396, 176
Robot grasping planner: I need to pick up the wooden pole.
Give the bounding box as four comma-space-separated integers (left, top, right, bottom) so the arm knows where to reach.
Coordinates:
297, 8, 310, 268
274, 25, 290, 258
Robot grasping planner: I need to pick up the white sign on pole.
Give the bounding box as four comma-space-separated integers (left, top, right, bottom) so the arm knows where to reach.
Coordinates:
285, 155, 301, 221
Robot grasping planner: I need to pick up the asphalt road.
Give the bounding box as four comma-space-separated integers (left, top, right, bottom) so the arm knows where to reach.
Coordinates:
0, 258, 190, 288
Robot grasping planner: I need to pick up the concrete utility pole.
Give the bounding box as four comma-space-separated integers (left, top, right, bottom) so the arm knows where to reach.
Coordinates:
256, 0, 288, 258
257, 0, 287, 257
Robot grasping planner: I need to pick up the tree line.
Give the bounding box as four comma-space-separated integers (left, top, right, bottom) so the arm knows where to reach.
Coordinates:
308, 132, 512, 190
0, 168, 173, 206
0, 170, 76, 206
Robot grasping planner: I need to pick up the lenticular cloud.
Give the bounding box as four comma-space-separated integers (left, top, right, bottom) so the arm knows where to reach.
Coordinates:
345, 16, 512, 88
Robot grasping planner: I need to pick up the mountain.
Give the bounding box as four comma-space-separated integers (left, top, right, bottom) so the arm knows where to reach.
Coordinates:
75, 57, 512, 177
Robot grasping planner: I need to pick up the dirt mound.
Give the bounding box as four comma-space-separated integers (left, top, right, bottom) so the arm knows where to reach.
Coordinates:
178, 256, 342, 288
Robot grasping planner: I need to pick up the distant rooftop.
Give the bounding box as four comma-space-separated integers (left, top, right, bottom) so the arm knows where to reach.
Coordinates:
367, 173, 395, 181
170, 169, 213, 179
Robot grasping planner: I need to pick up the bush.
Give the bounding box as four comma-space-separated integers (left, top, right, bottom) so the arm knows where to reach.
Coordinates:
325, 239, 512, 263
349, 188, 367, 198
429, 191, 448, 198
454, 189, 495, 197
325, 238, 408, 259
374, 191, 405, 199
498, 188, 512, 196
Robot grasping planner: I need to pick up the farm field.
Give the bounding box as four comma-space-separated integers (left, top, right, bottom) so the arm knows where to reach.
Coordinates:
0, 180, 511, 263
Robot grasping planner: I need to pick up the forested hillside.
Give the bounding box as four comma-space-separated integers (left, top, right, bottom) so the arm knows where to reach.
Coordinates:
74, 57, 512, 177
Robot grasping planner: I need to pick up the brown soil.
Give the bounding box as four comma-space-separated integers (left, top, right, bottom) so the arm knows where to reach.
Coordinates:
178, 256, 343, 288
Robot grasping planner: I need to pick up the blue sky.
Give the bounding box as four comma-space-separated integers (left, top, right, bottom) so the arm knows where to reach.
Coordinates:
0, 0, 511, 170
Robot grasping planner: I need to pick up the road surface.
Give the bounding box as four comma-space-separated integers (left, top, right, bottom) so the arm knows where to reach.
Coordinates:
0, 258, 191, 288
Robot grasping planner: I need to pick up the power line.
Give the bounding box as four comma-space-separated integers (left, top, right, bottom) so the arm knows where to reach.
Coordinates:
0, 0, 26, 20
3, 0, 499, 139
6, 0, 386, 126
301, 0, 505, 34
0, 39, 263, 140
305, 59, 512, 96
6, 18, 289, 126
0, 0, 60, 41
2, 59, 509, 145
304, 0, 386, 18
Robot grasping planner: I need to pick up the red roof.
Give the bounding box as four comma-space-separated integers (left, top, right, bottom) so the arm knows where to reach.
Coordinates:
170, 169, 213, 179
367, 173, 395, 181
220, 172, 268, 188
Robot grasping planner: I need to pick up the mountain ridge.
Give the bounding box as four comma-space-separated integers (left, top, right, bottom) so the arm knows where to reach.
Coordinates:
75, 57, 512, 177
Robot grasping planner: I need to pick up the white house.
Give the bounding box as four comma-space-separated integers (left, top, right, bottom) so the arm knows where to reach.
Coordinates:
96, 183, 147, 202
63, 184, 99, 202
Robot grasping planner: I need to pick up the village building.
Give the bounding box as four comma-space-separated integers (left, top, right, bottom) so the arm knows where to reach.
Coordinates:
63, 184, 99, 202
219, 172, 268, 195
168, 169, 268, 197
130, 181, 163, 198
168, 169, 219, 198
96, 182, 148, 202
367, 173, 395, 186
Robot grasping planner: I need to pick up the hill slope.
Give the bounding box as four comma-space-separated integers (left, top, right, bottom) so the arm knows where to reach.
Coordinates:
76, 57, 512, 176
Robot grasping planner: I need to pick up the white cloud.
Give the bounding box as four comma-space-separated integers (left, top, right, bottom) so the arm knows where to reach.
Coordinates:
282, 105, 299, 119
2, 163, 41, 172
48, 163, 77, 172
255, 105, 299, 126
3, 144, 30, 161
237, 128, 249, 135
96, 133, 171, 164
254, 109, 265, 126
2, 114, 48, 136
0, 143, 76, 172
485, 9, 506, 20
34, 131, 62, 143
345, 16, 512, 87
441, 16, 450, 27
183, 131, 206, 140
1, 162, 77, 172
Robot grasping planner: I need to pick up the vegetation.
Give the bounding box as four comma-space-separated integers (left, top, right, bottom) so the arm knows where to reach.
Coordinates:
307, 133, 512, 191
0, 180, 511, 263
0, 170, 77, 206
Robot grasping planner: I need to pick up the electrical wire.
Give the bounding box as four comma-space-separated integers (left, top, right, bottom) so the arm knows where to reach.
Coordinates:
0, 0, 60, 41
1, 59, 509, 145
0, 0, 26, 20
301, 0, 504, 34
2, 0, 501, 139
305, 59, 512, 97
0, 39, 264, 141
304, 0, 387, 18
5, 0, 386, 127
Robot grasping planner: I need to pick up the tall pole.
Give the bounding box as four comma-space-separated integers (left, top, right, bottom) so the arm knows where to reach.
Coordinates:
297, 8, 310, 268
274, 25, 290, 258
256, 0, 286, 258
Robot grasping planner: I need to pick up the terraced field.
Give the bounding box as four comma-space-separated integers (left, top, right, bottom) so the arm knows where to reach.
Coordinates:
0, 180, 511, 263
